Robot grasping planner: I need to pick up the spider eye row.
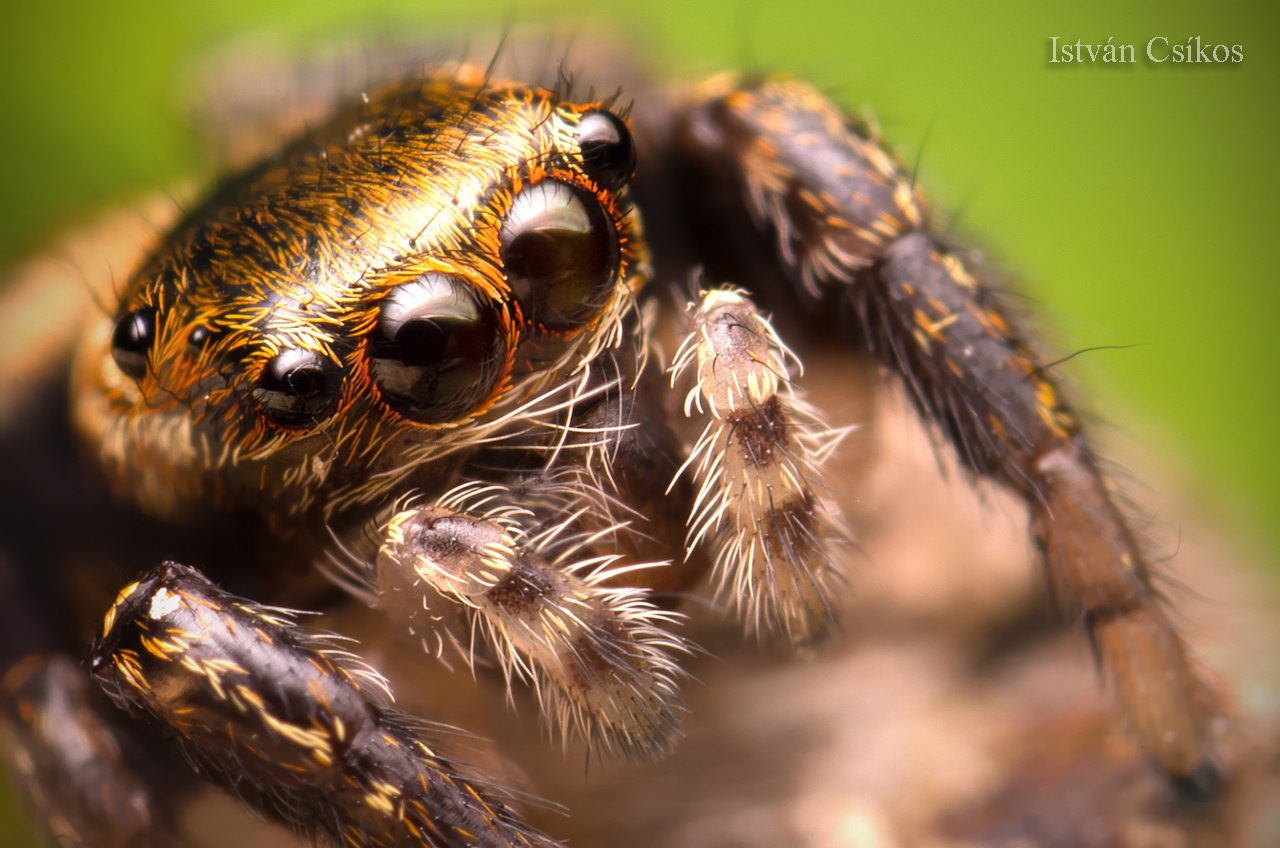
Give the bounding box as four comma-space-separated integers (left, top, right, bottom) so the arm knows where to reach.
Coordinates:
107, 112, 632, 430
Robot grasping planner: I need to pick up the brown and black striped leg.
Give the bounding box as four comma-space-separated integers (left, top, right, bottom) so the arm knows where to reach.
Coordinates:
662, 76, 1219, 792
92, 561, 561, 848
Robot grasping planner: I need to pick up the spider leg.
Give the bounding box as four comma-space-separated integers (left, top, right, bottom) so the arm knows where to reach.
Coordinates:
670, 287, 847, 646
92, 561, 560, 848
655, 76, 1219, 791
0, 654, 173, 847
372, 480, 689, 762
0, 428, 182, 848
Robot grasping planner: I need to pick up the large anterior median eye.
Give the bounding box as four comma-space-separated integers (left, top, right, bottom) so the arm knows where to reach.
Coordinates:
369, 273, 505, 423
499, 181, 619, 332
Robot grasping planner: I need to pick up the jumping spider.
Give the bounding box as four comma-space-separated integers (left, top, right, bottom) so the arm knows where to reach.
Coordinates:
0, 44, 1252, 848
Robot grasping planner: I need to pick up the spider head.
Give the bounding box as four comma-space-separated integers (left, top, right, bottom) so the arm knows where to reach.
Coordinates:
72, 68, 646, 524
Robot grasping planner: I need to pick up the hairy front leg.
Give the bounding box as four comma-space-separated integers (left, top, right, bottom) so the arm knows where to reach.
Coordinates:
373, 482, 688, 761
670, 287, 848, 646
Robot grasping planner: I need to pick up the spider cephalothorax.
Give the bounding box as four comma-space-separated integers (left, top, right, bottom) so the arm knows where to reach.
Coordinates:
76, 71, 646, 528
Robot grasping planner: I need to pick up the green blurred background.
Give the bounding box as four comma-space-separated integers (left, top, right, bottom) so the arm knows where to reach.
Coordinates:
0, 0, 1275, 842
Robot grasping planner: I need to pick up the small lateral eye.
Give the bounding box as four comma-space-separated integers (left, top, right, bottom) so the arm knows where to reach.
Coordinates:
187, 325, 215, 353
369, 273, 506, 424
252, 348, 342, 429
577, 111, 635, 190
110, 306, 158, 380
499, 181, 620, 333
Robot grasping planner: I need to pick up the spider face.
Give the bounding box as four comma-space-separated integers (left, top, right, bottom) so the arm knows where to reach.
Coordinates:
0, 49, 1269, 848
75, 73, 644, 525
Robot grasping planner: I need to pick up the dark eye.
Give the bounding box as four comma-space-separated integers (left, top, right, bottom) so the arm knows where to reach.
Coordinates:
110, 306, 157, 379
578, 111, 635, 190
187, 325, 216, 353
252, 349, 342, 429
499, 181, 620, 332
369, 274, 506, 423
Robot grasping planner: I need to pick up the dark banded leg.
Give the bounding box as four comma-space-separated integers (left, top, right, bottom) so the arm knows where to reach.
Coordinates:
670, 288, 847, 646
664, 76, 1219, 789
1, 655, 173, 848
374, 483, 688, 761
92, 562, 560, 848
